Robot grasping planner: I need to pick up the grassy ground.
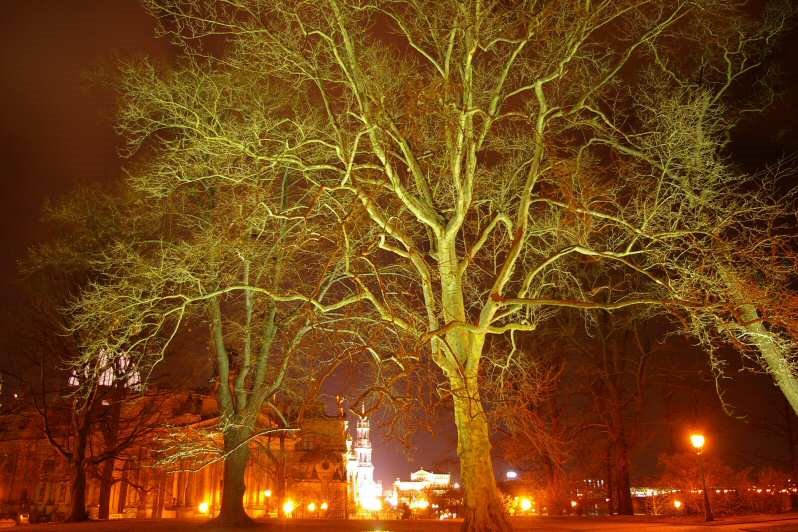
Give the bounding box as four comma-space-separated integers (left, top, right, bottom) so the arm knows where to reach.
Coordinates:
8, 514, 798, 532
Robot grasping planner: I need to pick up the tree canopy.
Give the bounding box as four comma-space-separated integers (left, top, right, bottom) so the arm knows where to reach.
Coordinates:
67, 1, 797, 529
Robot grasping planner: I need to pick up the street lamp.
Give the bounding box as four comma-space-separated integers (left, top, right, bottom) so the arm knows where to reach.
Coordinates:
263, 489, 272, 516
690, 432, 713, 522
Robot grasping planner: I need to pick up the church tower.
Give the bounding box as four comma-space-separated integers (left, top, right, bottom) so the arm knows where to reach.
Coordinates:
346, 405, 382, 512
354, 406, 374, 486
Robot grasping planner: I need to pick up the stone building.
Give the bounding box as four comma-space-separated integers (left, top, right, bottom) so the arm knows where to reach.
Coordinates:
0, 391, 350, 522
388, 468, 452, 510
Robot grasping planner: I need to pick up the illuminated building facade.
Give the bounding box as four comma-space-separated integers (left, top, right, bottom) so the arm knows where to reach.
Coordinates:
0, 392, 349, 522
388, 468, 451, 509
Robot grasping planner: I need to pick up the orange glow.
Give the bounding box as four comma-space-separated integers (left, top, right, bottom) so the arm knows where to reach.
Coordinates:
320, 501, 329, 511
410, 499, 429, 510
307, 502, 317, 512
263, 489, 272, 498
198, 501, 210, 514
520, 498, 532, 511
690, 433, 705, 450
674, 500, 682, 509
283, 499, 295, 515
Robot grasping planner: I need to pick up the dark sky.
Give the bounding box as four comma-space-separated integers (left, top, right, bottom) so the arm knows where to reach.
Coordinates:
0, 1, 796, 488
0, 1, 172, 308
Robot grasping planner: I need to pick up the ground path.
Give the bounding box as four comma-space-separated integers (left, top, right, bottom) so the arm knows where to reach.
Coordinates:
8, 514, 798, 532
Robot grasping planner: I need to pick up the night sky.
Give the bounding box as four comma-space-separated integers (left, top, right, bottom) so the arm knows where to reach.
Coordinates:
1, 1, 796, 488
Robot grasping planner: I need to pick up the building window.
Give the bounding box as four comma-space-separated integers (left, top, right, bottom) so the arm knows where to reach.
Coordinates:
301, 435, 316, 451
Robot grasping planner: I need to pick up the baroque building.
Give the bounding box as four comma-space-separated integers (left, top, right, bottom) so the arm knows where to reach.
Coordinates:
388, 468, 452, 511
0, 391, 351, 523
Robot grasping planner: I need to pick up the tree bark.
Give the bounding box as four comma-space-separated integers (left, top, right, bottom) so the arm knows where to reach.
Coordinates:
211, 427, 255, 528
721, 271, 798, 416
98, 458, 115, 519
276, 432, 286, 519
614, 439, 634, 515
453, 384, 512, 532
66, 426, 89, 522
67, 459, 88, 522
736, 303, 798, 416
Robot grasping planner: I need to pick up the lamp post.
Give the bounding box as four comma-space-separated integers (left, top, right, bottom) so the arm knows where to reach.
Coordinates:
263, 489, 271, 516
690, 433, 713, 522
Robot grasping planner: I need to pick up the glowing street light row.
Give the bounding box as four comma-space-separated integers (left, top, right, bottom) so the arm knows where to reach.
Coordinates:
196, 497, 329, 517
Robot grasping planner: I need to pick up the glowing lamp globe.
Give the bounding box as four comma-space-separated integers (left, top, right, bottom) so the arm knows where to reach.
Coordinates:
198, 501, 210, 514
282, 500, 295, 515
520, 498, 532, 511
690, 433, 706, 450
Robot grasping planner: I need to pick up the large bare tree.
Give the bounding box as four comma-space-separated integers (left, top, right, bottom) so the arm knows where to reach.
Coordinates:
80, 1, 797, 529
6, 188, 167, 522
68, 74, 366, 522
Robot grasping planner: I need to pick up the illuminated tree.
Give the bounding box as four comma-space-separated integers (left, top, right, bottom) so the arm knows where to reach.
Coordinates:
569, 312, 658, 515
92, 1, 796, 529
488, 345, 573, 515
6, 189, 166, 522
67, 68, 373, 523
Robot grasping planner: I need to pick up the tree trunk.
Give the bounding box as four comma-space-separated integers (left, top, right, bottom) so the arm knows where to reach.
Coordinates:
453, 384, 512, 532
545, 458, 567, 516
736, 303, 798, 416
211, 428, 255, 528
98, 388, 122, 520
98, 457, 115, 519
66, 426, 90, 522
610, 422, 634, 515
277, 432, 286, 519
722, 271, 798, 416
606, 442, 618, 515
66, 459, 88, 522
614, 441, 634, 515
783, 398, 798, 510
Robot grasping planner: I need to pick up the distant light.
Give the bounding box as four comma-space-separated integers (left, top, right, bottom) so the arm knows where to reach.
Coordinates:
410, 499, 429, 510
453, 482, 460, 489
263, 489, 272, 498
198, 501, 210, 514
363, 498, 383, 511
283, 500, 295, 515
690, 433, 705, 450
674, 500, 682, 510
307, 502, 316, 512
506, 470, 518, 480
520, 498, 532, 512
12, 393, 18, 399
320, 501, 328, 511
570, 500, 578, 508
